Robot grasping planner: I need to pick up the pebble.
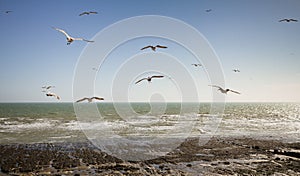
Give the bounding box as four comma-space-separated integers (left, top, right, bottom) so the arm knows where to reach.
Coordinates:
0, 138, 299, 175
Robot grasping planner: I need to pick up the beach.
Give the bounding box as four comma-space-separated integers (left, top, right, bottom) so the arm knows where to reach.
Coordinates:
0, 103, 300, 175
1, 137, 300, 175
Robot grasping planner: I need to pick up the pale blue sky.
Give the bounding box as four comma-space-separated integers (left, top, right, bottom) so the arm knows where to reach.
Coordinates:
0, 0, 299, 102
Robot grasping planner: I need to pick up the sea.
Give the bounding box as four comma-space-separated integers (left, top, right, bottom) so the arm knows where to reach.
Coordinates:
0, 102, 299, 144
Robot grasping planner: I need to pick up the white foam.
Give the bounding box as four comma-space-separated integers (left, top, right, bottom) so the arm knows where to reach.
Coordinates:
49, 135, 72, 139
213, 116, 300, 142
0, 121, 53, 132
57, 120, 81, 130
0, 117, 9, 121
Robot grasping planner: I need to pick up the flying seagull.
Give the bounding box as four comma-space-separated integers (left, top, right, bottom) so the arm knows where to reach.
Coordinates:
233, 69, 240, 72
92, 67, 99, 71
279, 18, 298, 22
76, 97, 104, 103
205, 9, 212, 12
52, 27, 94, 45
42, 85, 55, 92
5, 11, 12, 14
42, 85, 55, 90
79, 11, 98, 16
209, 85, 241, 94
46, 92, 60, 100
135, 75, 164, 84
192, 63, 202, 67
140, 45, 167, 51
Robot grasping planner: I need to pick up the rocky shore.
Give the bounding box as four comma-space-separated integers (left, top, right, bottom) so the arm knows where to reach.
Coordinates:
1, 137, 300, 175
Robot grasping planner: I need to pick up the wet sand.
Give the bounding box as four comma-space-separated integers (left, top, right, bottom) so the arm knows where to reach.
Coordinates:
1, 137, 299, 175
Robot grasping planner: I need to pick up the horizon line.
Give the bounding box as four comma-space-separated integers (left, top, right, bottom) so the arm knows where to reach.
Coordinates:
0, 101, 299, 103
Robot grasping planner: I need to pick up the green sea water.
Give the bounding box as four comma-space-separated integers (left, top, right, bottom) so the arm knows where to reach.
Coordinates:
0, 103, 299, 144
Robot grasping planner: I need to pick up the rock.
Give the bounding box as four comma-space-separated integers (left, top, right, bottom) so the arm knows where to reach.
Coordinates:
0, 138, 299, 175
186, 163, 192, 167
253, 146, 260, 150
223, 161, 230, 165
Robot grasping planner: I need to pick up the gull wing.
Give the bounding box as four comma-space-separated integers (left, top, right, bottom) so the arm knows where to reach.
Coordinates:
53, 27, 71, 39
229, 89, 241, 94
73, 37, 84, 41
290, 19, 298, 22
92, 97, 104, 101
47, 93, 60, 100
73, 38, 94, 42
79, 12, 89, 16
279, 19, 287, 22
156, 45, 167, 49
208, 85, 222, 89
46, 86, 55, 89
135, 78, 147, 84
140, 46, 152, 50
76, 97, 88, 103
151, 75, 164, 79
82, 38, 94, 42
42, 85, 55, 89
89, 11, 98, 14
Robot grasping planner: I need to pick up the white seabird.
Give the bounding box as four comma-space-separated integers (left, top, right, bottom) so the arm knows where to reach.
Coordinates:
140, 45, 167, 51
76, 97, 104, 103
209, 85, 241, 94
279, 18, 298, 22
192, 63, 202, 67
79, 11, 98, 16
52, 27, 94, 45
135, 75, 164, 84
46, 92, 61, 100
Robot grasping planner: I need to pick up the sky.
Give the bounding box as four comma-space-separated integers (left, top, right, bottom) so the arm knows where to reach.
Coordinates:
0, 0, 299, 102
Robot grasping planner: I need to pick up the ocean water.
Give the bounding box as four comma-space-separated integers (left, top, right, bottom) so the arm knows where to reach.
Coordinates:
0, 102, 299, 144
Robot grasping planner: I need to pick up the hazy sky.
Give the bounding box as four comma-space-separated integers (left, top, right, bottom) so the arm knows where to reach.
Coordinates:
0, 0, 299, 102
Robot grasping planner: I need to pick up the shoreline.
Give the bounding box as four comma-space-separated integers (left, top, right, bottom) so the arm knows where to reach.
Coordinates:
1, 137, 299, 175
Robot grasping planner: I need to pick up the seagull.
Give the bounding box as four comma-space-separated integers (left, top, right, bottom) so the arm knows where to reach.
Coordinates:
5, 11, 12, 14
135, 75, 164, 84
279, 18, 298, 22
192, 63, 202, 67
140, 45, 167, 51
205, 9, 212, 12
42, 85, 55, 90
92, 67, 98, 71
76, 97, 104, 103
42, 85, 55, 92
52, 27, 94, 45
209, 85, 241, 94
46, 92, 60, 100
79, 11, 98, 16
233, 69, 240, 72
